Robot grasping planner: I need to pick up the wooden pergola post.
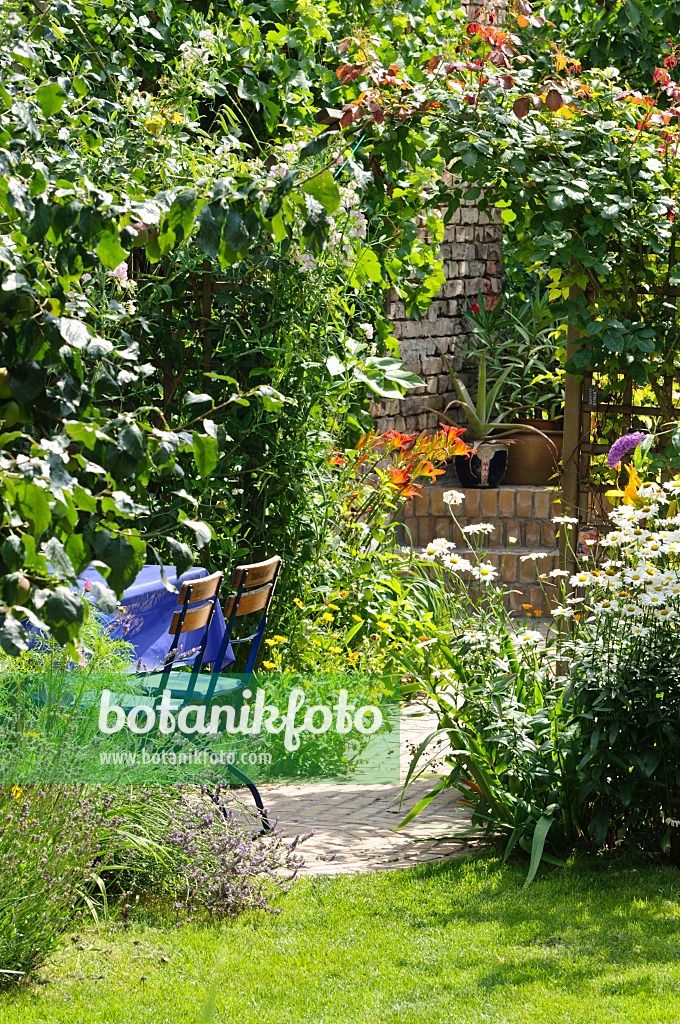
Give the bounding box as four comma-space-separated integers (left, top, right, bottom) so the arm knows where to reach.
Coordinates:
559, 288, 585, 577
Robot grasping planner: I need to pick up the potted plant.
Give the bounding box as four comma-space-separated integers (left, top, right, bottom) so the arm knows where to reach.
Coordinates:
437, 350, 519, 488
455, 290, 565, 486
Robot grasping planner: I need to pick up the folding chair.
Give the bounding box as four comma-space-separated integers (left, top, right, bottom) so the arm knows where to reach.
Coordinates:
137, 570, 224, 697
154, 556, 283, 831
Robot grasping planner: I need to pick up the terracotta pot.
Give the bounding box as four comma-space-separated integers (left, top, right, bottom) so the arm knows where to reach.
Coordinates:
503, 429, 563, 486
455, 442, 509, 488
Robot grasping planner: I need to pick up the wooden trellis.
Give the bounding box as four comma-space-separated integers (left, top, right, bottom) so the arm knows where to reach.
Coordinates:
560, 315, 680, 574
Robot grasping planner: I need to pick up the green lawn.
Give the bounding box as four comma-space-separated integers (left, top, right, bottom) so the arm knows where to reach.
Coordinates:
3, 854, 680, 1024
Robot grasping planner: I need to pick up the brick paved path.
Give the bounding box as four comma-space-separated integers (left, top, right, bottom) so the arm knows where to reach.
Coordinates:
252, 706, 479, 875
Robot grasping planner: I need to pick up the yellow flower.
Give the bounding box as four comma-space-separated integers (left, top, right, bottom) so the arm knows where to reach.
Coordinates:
261, 660, 276, 671
144, 117, 164, 135
330, 646, 342, 654
347, 651, 359, 663
377, 621, 390, 630
264, 638, 277, 647
294, 598, 304, 608
351, 614, 362, 623
327, 603, 340, 611
273, 635, 288, 643
10, 786, 22, 802
340, 590, 349, 599
321, 612, 334, 622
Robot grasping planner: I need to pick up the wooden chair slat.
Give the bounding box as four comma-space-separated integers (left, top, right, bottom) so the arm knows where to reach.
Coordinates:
224, 586, 270, 618
168, 602, 214, 634
177, 571, 222, 605
231, 556, 281, 589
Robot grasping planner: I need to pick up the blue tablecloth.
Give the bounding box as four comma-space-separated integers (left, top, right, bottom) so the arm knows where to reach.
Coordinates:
80, 565, 234, 673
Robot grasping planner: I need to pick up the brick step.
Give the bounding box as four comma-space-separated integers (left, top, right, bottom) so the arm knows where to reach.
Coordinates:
409, 544, 560, 615
401, 482, 560, 550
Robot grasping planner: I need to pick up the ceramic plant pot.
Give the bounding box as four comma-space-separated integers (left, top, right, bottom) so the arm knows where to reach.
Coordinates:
503, 420, 563, 486
454, 442, 509, 488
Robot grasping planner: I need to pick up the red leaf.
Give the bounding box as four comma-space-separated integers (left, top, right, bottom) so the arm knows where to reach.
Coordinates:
532, 94, 544, 110
513, 95, 531, 118
500, 75, 514, 89
427, 55, 442, 73
339, 108, 355, 129
466, 21, 483, 37
545, 88, 563, 111
337, 38, 351, 54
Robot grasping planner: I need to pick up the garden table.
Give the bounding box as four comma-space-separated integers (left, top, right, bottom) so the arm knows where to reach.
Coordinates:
79, 565, 235, 673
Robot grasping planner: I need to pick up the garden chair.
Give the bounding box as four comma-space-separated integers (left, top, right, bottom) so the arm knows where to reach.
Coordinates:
137, 569, 224, 695
143, 556, 283, 831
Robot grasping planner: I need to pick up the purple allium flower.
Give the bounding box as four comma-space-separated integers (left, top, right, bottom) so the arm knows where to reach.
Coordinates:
606, 432, 649, 469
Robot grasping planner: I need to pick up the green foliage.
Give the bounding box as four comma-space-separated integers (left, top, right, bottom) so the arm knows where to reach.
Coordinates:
458, 288, 567, 422
0, 0, 457, 652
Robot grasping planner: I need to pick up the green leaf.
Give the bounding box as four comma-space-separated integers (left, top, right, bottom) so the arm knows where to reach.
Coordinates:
349, 248, 383, 287
34, 586, 84, 645
93, 530, 145, 595
96, 230, 128, 269
44, 536, 75, 578
523, 814, 554, 887
17, 481, 50, 538
547, 192, 568, 211
181, 519, 214, 549
0, 615, 28, 656
192, 432, 218, 478
35, 82, 67, 116
2, 535, 25, 572
167, 538, 193, 577
302, 171, 341, 214
300, 132, 332, 160
256, 385, 285, 412
59, 317, 91, 350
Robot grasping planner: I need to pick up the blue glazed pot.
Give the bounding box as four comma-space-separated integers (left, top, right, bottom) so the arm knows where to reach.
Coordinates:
455, 443, 509, 488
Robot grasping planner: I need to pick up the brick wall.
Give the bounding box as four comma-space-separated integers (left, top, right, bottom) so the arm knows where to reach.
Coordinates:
374, 193, 504, 435
402, 483, 561, 612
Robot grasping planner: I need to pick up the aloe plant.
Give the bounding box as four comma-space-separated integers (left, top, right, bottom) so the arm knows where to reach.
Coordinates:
437, 347, 552, 446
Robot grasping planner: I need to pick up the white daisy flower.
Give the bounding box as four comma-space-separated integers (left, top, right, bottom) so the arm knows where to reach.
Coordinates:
570, 571, 592, 587
552, 515, 579, 525
520, 552, 552, 562
470, 562, 498, 582
460, 629, 487, 644
654, 606, 677, 622
629, 625, 650, 637
513, 629, 543, 646
548, 568, 570, 578
620, 602, 644, 617
444, 553, 473, 572
552, 606, 574, 617
462, 523, 495, 535
442, 489, 465, 507
595, 599, 619, 613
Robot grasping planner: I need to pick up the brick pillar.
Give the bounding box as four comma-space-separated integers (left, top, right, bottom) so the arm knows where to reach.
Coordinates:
374, 193, 504, 435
